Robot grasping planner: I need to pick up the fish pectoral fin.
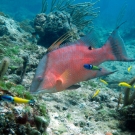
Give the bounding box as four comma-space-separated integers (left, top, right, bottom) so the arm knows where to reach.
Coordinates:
66, 84, 81, 90
55, 70, 70, 91
59, 70, 70, 82
55, 70, 69, 86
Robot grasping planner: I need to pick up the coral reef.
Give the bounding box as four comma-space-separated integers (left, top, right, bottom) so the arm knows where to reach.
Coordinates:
34, 0, 99, 48
41, 0, 99, 31
0, 2, 135, 134
118, 76, 135, 132
119, 102, 135, 132
0, 101, 50, 134
0, 14, 31, 45
34, 11, 79, 48
0, 26, 46, 134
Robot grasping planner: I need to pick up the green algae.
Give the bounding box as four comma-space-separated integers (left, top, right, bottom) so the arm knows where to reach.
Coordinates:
0, 80, 34, 100
34, 116, 49, 134
66, 113, 71, 120
57, 124, 67, 134
0, 42, 23, 66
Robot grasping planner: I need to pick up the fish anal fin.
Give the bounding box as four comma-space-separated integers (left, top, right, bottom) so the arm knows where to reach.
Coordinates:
66, 84, 81, 90
60, 70, 70, 81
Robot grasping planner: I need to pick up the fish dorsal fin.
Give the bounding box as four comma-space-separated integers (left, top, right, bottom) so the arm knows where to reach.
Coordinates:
47, 31, 72, 53
47, 30, 101, 53
115, 21, 126, 30
60, 31, 101, 49
78, 31, 101, 48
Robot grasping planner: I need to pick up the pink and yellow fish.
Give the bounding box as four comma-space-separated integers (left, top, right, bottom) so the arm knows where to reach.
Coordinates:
30, 25, 135, 94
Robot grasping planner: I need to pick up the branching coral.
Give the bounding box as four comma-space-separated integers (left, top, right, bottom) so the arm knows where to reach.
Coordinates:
41, 0, 99, 31
41, 0, 74, 13
66, 1, 99, 31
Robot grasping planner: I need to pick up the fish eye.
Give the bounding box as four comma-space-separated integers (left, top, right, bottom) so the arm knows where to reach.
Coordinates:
88, 46, 92, 50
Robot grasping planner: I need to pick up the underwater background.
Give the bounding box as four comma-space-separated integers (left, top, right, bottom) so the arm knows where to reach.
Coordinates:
0, 0, 135, 135
0, 0, 135, 25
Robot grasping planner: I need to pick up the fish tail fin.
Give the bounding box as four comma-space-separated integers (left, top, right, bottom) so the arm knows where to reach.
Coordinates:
103, 22, 135, 62
99, 68, 102, 71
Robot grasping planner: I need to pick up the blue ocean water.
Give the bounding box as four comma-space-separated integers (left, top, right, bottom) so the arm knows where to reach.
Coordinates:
0, 0, 135, 23
0, 0, 134, 31
0, 0, 134, 39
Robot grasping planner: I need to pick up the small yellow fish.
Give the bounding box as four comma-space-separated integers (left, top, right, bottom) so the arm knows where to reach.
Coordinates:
100, 79, 108, 85
92, 89, 100, 98
118, 82, 132, 88
127, 66, 132, 72
13, 97, 34, 104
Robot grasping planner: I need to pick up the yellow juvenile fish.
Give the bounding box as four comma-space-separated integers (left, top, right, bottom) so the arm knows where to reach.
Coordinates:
127, 66, 132, 72
100, 79, 108, 85
13, 97, 34, 104
92, 89, 100, 98
118, 82, 132, 88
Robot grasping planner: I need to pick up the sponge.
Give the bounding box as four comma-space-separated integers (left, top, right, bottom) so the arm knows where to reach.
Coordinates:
0, 57, 10, 79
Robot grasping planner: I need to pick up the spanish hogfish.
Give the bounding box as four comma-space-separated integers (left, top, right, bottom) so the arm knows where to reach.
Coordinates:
30, 25, 135, 94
